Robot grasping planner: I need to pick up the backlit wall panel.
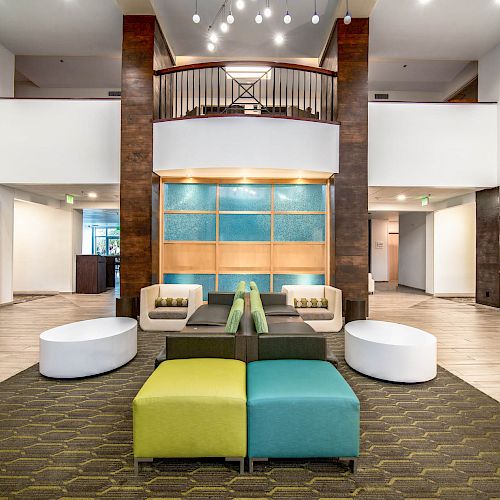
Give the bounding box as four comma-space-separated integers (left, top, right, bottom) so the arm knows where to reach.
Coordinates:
162, 182, 328, 296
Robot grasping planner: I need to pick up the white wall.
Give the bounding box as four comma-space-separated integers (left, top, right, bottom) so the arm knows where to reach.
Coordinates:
0, 100, 120, 184
479, 42, 500, 184
154, 116, 340, 174
370, 219, 388, 281
15, 83, 121, 99
13, 201, 81, 293
0, 185, 14, 304
368, 102, 498, 187
398, 212, 426, 290
432, 203, 476, 297
0, 43, 15, 97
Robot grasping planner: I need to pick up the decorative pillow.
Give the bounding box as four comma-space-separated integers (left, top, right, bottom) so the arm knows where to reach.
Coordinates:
252, 309, 269, 334
155, 297, 188, 308
234, 281, 246, 301
294, 298, 328, 309
250, 281, 259, 292
225, 298, 244, 333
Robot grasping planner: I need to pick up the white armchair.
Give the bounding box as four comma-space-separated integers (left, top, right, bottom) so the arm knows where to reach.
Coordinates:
368, 273, 375, 294
282, 284, 343, 333
140, 284, 203, 332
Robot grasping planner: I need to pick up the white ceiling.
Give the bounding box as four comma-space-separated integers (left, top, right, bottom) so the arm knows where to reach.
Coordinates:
370, 0, 500, 61
7, 184, 120, 203
369, 186, 476, 206
152, 0, 340, 59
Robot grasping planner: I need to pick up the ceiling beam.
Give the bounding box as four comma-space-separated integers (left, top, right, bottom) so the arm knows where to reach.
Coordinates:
115, 0, 155, 15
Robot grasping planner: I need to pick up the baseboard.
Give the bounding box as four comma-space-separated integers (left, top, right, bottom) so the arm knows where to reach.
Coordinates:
433, 293, 475, 298
13, 291, 59, 295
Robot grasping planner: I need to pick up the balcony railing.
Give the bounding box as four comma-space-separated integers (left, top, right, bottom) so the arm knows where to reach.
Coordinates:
154, 61, 337, 123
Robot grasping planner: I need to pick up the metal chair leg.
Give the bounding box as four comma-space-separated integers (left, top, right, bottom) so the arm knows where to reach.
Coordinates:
225, 457, 245, 474
134, 457, 153, 475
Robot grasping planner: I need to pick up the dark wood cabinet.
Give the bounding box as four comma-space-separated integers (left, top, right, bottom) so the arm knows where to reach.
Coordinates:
76, 255, 107, 294
105, 256, 116, 288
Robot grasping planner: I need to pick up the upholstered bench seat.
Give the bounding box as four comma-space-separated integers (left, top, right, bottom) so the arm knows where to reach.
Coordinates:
297, 308, 335, 321
148, 307, 188, 320
133, 358, 247, 473
247, 359, 359, 473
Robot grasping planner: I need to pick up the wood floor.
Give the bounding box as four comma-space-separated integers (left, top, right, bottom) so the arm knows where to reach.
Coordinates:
0, 286, 499, 401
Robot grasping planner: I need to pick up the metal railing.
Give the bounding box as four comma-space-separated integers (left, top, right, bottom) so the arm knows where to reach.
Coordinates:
154, 61, 337, 123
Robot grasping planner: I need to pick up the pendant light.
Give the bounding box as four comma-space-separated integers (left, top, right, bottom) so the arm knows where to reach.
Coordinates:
192, 0, 200, 23
311, 0, 319, 24
264, 0, 272, 17
344, 0, 352, 24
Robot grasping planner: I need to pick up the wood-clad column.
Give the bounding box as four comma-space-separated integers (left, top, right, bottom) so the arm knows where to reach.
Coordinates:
117, 16, 172, 317
322, 19, 369, 312
476, 187, 500, 308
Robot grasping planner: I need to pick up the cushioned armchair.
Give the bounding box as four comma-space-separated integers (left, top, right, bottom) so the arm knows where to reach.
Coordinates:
140, 284, 203, 332
282, 285, 342, 333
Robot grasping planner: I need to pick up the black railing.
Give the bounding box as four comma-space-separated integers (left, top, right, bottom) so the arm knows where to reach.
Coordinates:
154, 61, 337, 123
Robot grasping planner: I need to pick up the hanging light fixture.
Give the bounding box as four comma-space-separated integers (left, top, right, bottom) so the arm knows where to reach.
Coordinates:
255, 10, 263, 23
311, 0, 319, 24
207, 41, 216, 51
220, 4, 229, 31
192, 0, 201, 23
264, 0, 272, 17
274, 33, 284, 45
344, 0, 352, 24
227, 0, 235, 23
209, 31, 218, 43
283, 0, 291, 24
236, 0, 245, 10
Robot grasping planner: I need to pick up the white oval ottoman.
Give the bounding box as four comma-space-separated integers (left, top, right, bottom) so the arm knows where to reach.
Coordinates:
40, 317, 137, 378
345, 320, 437, 383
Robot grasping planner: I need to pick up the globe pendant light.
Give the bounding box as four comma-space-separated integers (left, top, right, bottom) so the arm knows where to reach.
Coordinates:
255, 10, 263, 23
264, 0, 272, 17
192, 0, 200, 23
236, 0, 245, 10
311, 0, 319, 24
344, 0, 352, 24
283, 0, 291, 23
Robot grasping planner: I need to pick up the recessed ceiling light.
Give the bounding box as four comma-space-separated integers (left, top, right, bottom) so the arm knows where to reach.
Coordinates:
397, 194, 406, 201
419, 0, 432, 4
274, 33, 284, 45
88, 192, 98, 199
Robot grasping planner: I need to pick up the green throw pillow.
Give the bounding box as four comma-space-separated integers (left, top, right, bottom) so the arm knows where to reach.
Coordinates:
294, 297, 328, 309
252, 309, 268, 334
225, 298, 244, 333
234, 281, 246, 301
155, 297, 189, 308
250, 289, 263, 312
249, 281, 259, 292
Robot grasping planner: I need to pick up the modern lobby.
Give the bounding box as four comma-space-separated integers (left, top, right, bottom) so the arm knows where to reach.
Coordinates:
0, 0, 500, 498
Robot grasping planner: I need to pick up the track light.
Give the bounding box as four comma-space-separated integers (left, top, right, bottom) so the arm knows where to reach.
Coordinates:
192, 0, 200, 23
344, 0, 351, 24
255, 11, 263, 23
236, 0, 245, 9
312, 0, 319, 24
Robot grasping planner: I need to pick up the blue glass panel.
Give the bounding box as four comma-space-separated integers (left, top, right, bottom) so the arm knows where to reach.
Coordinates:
274, 214, 325, 242
273, 274, 325, 292
164, 273, 216, 301
164, 214, 216, 241
219, 214, 271, 241
274, 184, 326, 212
219, 184, 271, 211
164, 183, 216, 211
218, 274, 270, 293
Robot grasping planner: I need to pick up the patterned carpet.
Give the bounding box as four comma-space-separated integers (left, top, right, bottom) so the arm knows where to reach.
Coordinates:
0, 330, 499, 499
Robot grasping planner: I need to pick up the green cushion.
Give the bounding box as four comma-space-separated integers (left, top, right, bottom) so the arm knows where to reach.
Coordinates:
250, 289, 263, 312
234, 281, 246, 301
225, 297, 244, 333
252, 309, 269, 334
250, 281, 259, 292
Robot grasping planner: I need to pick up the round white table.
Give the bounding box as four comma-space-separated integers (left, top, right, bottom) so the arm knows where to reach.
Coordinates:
345, 320, 437, 383
39, 317, 137, 378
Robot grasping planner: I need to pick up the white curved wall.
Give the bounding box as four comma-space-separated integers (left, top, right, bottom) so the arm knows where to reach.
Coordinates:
153, 116, 339, 174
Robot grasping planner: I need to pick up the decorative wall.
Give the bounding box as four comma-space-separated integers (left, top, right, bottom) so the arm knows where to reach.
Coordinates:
162, 181, 328, 299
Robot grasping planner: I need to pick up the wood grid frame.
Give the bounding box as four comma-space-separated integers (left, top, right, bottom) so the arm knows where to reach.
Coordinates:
160, 177, 331, 292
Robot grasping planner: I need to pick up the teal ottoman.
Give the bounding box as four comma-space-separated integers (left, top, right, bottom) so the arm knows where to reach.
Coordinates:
247, 359, 360, 473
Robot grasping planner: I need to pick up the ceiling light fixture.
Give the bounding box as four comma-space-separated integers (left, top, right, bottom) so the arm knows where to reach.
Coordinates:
236, 0, 245, 10
209, 31, 218, 43
397, 194, 406, 201
264, 0, 272, 17
255, 10, 263, 23
207, 41, 216, 51
192, 0, 201, 23
88, 192, 98, 199
312, 0, 320, 24
227, 5, 235, 24
283, 0, 291, 23
274, 33, 284, 45
343, 0, 351, 24
220, 20, 229, 32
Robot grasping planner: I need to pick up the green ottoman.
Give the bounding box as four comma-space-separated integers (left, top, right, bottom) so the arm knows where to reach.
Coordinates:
133, 358, 247, 473
247, 359, 360, 473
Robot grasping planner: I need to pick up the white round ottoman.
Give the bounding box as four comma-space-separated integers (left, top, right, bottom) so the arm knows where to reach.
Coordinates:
345, 320, 437, 383
40, 317, 137, 378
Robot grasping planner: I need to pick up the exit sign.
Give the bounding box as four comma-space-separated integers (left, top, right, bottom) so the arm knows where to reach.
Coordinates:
421, 196, 429, 207
66, 194, 74, 205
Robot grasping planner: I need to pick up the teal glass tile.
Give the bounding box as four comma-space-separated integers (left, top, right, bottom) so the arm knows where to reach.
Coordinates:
219, 214, 271, 241
274, 214, 325, 242
274, 184, 326, 212
164, 183, 216, 211
164, 213, 216, 241
219, 184, 271, 211
219, 274, 270, 293
273, 274, 325, 292
164, 273, 215, 301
